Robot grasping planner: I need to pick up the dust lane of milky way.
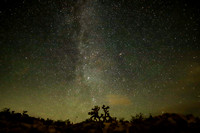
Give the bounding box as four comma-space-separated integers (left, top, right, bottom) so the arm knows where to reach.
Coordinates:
0, 0, 199, 122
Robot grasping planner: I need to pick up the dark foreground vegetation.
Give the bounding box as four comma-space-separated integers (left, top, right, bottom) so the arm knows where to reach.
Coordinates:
0, 106, 200, 133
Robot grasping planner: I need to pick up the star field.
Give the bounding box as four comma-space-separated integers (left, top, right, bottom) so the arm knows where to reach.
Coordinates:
0, 0, 200, 122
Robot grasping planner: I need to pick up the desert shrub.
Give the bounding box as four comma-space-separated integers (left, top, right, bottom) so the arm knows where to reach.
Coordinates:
131, 113, 144, 124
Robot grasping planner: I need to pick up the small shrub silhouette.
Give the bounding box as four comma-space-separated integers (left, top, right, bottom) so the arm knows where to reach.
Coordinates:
131, 113, 144, 124
22, 110, 29, 118
22, 111, 28, 115
65, 119, 71, 125
2, 108, 10, 113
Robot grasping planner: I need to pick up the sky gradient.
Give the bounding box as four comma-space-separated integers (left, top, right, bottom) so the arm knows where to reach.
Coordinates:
0, 0, 200, 122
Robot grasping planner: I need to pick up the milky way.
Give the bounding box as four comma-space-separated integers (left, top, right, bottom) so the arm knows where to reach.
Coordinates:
0, 0, 200, 122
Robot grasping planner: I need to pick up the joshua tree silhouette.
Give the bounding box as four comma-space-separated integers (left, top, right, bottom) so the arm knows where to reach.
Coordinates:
88, 105, 113, 122
102, 105, 112, 122
88, 106, 102, 121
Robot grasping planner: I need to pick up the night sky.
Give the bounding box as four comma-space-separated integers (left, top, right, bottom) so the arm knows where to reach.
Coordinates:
0, 0, 200, 122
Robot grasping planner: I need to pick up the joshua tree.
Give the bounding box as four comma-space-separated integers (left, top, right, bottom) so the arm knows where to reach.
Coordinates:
102, 105, 112, 122
88, 105, 113, 122
88, 106, 102, 121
